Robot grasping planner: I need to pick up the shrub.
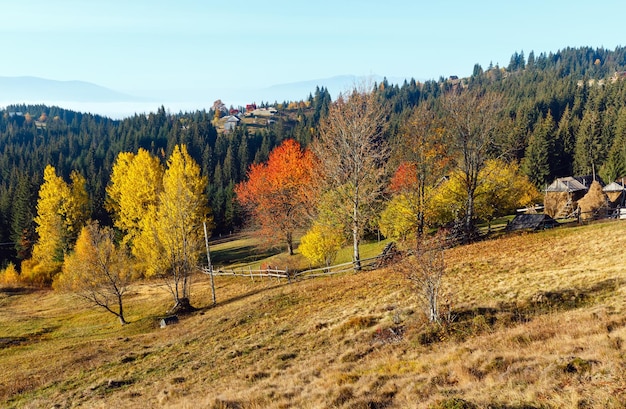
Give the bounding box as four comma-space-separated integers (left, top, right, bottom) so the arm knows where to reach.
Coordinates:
0, 263, 20, 287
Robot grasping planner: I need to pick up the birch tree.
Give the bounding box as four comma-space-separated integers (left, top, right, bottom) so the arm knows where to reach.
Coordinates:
441, 89, 505, 243
313, 87, 389, 270
54, 221, 131, 325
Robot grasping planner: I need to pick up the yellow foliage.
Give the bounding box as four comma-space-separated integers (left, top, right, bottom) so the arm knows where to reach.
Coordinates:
133, 145, 210, 296
299, 223, 344, 267
54, 221, 132, 324
379, 193, 420, 241
430, 159, 541, 224
29, 165, 89, 285
32, 165, 69, 264
63, 171, 89, 236
0, 263, 20, 287
106, 149, 164, 246
20, 257, 62, 287
54, 221, 131, 293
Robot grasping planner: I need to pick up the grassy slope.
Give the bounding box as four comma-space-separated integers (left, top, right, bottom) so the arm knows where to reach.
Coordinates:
1, 223, 626, 408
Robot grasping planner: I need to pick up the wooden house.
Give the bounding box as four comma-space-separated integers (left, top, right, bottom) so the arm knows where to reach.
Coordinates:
223, 115, 240, 132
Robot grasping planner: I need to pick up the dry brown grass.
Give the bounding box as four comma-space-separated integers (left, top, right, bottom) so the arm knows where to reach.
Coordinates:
2, 221, 626, 408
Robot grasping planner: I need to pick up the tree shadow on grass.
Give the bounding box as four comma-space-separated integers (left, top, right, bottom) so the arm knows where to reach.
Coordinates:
194, 282, 287, 315
210, 244, 283, 267
0, 287, 41, 296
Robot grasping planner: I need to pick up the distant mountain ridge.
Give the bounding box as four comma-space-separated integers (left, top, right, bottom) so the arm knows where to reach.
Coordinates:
0, 74, 412, 118
0, 76, 141, 103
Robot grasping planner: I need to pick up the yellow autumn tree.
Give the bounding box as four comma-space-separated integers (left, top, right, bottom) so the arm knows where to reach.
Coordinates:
133, 145, 210, 312
430, 159, 541, 227
64, 171, 90, 242
54, 221, 132, 325
106, 149, 164, 246
299, 223, 345, 268
23, 165, 89, 286
379, 193, 423, 242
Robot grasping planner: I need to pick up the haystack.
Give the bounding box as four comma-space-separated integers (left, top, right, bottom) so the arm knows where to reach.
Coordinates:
577, 181, 608, 221
544, 191, 569, 218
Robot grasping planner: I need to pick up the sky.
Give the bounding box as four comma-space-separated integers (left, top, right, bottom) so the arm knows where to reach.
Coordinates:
1, 0, 624, 116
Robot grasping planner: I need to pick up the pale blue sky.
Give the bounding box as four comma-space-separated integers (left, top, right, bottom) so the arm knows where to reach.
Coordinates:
1, 0, 624, 114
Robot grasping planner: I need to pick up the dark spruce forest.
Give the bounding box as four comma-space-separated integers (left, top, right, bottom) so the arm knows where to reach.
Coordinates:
2, 46, 626, 268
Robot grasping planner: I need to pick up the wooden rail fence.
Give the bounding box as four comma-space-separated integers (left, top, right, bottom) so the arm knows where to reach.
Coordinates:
201, 255, 384, 282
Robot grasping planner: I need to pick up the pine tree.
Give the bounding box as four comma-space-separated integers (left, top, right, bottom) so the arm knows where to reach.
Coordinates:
574, 109, 603, 175
10, 173, 37, 262
522, 111, 556, 187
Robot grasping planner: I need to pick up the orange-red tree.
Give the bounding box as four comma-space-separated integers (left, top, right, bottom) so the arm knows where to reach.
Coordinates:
236, 139, 316, 255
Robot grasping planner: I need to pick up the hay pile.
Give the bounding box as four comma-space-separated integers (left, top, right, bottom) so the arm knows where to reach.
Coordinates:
577, 181, 608, 220
606, 190, 623, 205
544, 191, 569, 218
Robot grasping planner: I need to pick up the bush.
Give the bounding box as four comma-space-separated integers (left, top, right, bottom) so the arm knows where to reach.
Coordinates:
0, 263, 20, 287
20, 258, 62, 287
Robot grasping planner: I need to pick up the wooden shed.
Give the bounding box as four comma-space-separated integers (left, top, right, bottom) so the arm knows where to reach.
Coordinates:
603, 181, 626, 207
506, 214, 559, 232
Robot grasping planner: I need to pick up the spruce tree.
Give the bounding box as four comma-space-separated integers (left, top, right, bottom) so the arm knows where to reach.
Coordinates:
522, 112, 555, 187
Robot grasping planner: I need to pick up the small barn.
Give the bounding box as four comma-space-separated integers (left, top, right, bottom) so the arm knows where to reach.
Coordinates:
506, 214, 559, 232
544, 176, 601, 219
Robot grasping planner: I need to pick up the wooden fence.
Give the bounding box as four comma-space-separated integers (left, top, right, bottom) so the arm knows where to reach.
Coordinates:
200, 255, 383, 282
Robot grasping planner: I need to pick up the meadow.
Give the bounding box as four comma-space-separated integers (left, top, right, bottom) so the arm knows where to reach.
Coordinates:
1, 221, 625, 408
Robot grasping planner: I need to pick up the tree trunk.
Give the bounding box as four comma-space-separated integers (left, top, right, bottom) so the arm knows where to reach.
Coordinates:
169, 297, 195, 314
117, 296, 128, 325
352, 222, 361, 271
464, 187, 476, 244
352, 186, 362, 271
286, 232, 294, 255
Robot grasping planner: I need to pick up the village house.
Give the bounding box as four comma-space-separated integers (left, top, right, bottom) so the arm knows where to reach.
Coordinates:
223, 115, 240, 132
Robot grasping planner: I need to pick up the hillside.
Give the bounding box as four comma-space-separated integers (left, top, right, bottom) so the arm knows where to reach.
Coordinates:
1, 221, 625, 408
0, 76, 140, 103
